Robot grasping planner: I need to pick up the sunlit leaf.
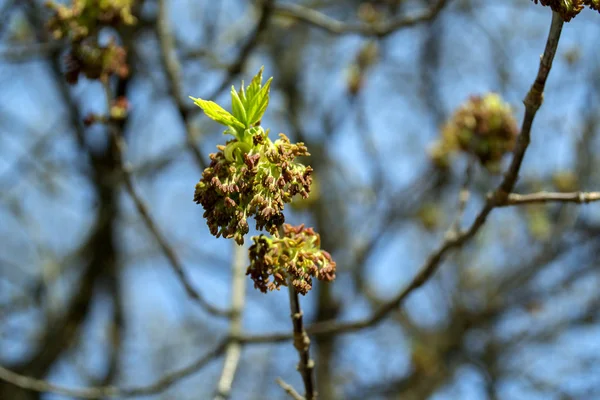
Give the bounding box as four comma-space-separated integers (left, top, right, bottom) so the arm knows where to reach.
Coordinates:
189, 96, 245, 130
246, 77, 272, 126
230, 86, 248, 127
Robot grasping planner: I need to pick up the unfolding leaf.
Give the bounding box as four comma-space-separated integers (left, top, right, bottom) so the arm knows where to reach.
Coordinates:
245, 67, 264, 103
230, 86, 248, 127
189, 96, 245, 130
246, 77, 272, 125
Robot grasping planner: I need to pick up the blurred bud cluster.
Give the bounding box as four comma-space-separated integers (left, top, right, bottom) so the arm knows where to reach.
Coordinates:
430, 93, 518, 172
347, 40, 379, 96
46, 0, 135, 84
247, 224, 336, 295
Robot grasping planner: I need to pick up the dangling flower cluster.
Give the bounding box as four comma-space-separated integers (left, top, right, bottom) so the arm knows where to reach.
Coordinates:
194, 130, 312, 244
192, 68, 312, 244
247, 224, 336, 295
430, 93, 518, 172
46, 0, 135, 84
192, 69, 335, 294
530, 0, 600, 21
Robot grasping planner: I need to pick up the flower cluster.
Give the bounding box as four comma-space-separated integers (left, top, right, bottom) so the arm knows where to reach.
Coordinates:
430, 93, 518, 171
46, 0, 136, 40
247, 224, 336, 295
192, 68, 312, 244
192, 69, 335, 295
64, 38, 129, 84
531, 0, 600, 21
194, 129, 312, 244
46, 0, 135, 84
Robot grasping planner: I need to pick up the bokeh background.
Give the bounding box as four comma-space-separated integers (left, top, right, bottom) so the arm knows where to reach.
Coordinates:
2, 0, 600, 399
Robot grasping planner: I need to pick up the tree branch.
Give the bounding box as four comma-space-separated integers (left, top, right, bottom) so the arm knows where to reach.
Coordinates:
235, 10, 566, 344
156, 0, 207, 170
497, 191, 600, 207
0, 340, 227, 399
273, 0, 447, 37
287, 282, 316, 400
276, 377, 305, 400
206, 0, 275, 100
102, 82, 230, 318
214, 243, 247, 400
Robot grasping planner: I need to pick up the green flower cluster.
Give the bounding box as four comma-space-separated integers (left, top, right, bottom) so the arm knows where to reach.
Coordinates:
430, 93, 518, 172
531, 0, 600, 21
192, 69, 313, 245
247, 224, 336, 295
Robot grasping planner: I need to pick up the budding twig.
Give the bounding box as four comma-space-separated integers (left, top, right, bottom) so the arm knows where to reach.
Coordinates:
276, 377, 306, 400
287, 281, 316, 400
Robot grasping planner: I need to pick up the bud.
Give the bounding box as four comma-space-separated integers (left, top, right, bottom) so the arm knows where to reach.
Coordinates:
247, 224, 336, 295
439, 93, 518, 171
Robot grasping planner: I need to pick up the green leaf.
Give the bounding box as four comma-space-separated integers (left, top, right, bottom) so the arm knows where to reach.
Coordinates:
238, 81, 247, 103
245, 67, 264, 104
230, 86, 248, 127
246, 77, 272, 125
189, 96, 245, 130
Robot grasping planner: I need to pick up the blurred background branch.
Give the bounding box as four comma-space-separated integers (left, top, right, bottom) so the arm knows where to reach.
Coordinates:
2, 0, 600, 399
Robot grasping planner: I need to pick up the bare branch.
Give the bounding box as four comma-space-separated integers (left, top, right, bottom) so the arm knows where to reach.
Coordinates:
206, 0, 275, 100
0, 41, 65, 62
156, 0, 207, 170
287, 282, 316, 400
0, 340, 227, 398
449, 161, 474, 234
273, 0, 447, 37
236, 10, 566, 344
497, 191, 600, 207
102, 82, 230, 318
214, 243, 247, 400
276, 377, 305, 400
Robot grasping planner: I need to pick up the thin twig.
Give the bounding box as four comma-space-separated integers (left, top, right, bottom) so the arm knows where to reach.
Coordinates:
276, 377, 306, 400
449, 161, 474, 236
101, 82, 230, 318
273, 0, 447, 37
214, 243, 247, 400
497, 191, 600, 207
297, 10, 565, 338
0, 40, 66, 62
287, 282, 316, 400
0, 340, 227, 399
233, 11, 566, 344
156, 0, 207, 170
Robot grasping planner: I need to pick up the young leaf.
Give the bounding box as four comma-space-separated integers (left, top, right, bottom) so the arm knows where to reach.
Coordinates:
245, 67, 264, 105
230, 86, 248, 127
238, 81, 247, 103
189, 96, 245, 130
246, 77, 272, 125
